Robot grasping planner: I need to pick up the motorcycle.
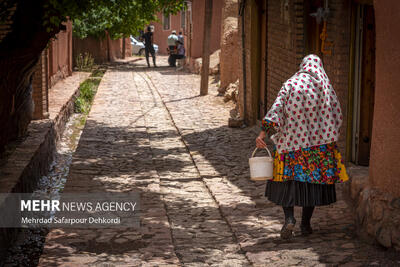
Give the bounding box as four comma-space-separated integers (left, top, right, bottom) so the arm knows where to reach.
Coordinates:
167, 46, 178, 67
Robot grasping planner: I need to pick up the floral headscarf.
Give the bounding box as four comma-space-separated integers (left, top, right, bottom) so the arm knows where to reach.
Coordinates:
263, 54, 343, 153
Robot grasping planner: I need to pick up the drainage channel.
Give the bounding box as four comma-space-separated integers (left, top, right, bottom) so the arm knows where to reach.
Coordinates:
3, 113, 86, 267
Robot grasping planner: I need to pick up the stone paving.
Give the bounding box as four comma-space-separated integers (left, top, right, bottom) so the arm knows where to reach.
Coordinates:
38, 57, 400, 266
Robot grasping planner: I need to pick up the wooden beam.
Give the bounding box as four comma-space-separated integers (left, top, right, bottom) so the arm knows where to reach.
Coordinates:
200, 0, 213, 96
353, 0, 373, 5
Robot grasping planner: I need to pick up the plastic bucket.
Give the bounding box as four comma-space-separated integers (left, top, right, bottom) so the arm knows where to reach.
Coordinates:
249, 147, 273, 181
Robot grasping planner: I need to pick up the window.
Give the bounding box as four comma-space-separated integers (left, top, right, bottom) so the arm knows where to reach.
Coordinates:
181, 10, 186, 31
162, 14, 170, 30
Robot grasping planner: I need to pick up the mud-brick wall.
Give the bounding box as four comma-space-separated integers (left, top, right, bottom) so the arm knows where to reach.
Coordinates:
318, 0, 351, 155
265, 0, 351, 155
219, 0, 239, 90
48, 21, 73, 88
370, 0, 400, 197
190, 0, 224, 59
73, 35, 129, 64
32, 50, 49, 120
266, 0, 304, 111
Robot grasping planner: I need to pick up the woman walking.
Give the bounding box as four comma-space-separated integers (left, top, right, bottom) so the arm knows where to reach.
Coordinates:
256, 54, 349, 239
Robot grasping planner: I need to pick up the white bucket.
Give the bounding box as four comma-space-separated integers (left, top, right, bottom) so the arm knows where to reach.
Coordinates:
249, 147, 273, 181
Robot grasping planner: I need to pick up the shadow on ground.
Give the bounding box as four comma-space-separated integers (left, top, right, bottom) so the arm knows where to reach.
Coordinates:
38, 59, 400, 266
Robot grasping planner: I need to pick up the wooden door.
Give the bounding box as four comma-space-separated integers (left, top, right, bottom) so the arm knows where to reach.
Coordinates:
351, 3, 375, 165
258, 0, 268, 120
304, 0, 324, 56
357, 5, 375, 165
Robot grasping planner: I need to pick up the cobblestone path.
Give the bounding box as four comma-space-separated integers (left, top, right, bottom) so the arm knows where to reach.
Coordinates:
38, 58, 400, 266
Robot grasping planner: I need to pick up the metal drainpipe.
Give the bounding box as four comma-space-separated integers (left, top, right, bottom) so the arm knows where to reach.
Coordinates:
239, 0, 247, 127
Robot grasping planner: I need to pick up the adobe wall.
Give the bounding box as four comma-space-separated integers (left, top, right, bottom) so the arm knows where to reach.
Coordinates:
32, 51, 49, 120
33, 21, 74, 120
190, 0, 224, 59
369, 0, 400, 197
219, 0, 239, 90
73, 35, 125, 64
346, 0, 400, 251
48, 21, 73, 88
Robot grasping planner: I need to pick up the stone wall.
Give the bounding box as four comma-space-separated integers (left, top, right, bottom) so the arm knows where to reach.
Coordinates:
219, 0, 239, 90
349, 167, 400, 250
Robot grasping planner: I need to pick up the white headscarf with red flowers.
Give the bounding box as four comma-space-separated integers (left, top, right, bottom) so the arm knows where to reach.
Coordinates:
263, 54, 343, 154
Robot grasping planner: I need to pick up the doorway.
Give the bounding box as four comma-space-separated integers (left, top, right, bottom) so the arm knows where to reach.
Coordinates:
258, 0, 268, 120
350, 3, 375, 166
304, 0, 324, 56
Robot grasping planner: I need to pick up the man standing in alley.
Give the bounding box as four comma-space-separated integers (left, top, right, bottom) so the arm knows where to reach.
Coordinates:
142, 26, 157, 68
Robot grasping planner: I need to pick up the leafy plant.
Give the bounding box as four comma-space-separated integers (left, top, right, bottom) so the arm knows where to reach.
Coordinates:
72, 1, 186, 40
90, 68, 106, 78
75, 52, 94, 72
75, 78, 100, 114
0, 0, 185, 151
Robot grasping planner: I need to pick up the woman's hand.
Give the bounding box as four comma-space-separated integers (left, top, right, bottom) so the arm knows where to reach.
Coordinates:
256, 131, 267, 148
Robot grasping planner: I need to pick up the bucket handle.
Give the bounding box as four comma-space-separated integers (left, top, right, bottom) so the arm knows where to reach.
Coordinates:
251, 146, 272, 158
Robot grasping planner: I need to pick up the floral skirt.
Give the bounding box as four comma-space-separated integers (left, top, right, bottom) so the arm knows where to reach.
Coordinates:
264, 142, 347, 207
272, 142, 349, 184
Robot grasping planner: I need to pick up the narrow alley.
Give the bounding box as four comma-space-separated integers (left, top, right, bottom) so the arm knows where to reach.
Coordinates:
37, 58, 399, 267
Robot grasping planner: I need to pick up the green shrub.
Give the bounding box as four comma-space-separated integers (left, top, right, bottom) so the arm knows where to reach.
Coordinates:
74, 79, 100, 114
75, 52, 94, 72
90, 68, 106, 78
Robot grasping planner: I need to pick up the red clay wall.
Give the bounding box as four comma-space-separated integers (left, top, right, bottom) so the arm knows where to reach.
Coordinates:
190, 0, 223, 59
219, 0, 239, 90
32, 51, 49, 120
73, 34, 129, 64
369, 0, 400, 197
33, 20, 74, 120
48, 21, 73, 88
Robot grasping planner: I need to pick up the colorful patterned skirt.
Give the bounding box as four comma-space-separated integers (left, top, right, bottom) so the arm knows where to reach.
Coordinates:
265, 142, 349, 207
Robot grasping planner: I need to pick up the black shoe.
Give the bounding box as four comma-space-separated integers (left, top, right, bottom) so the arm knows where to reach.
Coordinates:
281, 217, 296, 240
300, 224, 313, 236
